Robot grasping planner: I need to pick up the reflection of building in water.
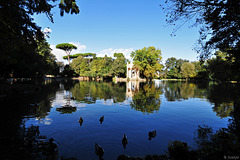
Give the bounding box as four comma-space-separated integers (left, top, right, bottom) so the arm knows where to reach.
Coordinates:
127, 62, 140, 80
126, 81, 140, 97
154, 79, 165, 88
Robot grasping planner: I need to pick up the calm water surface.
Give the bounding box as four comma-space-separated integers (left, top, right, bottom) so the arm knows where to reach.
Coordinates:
1, 80, 238, 160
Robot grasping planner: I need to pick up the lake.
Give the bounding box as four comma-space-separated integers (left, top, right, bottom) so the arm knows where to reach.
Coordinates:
1, 79, 239, 160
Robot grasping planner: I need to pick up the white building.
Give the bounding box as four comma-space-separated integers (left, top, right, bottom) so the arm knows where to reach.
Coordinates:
126, 62, 140, 80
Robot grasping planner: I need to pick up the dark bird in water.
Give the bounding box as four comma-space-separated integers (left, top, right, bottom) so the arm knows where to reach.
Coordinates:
79, 117, 83, 126
148, 130, 157, 140
99, 116, 104, 124
70, 97, 76, 100
95, 143, 104, 159
122, 134, 128, 149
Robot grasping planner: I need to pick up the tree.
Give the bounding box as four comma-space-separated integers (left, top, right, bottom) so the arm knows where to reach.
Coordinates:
63, 53, 96, 60
162, 0, 240, 80
206, 50, 234, 81
180, 62, 196, 81
56, 43, 77, 65
86, 56, 110, 78
131, 46, 163, 80
191, 61, 208, 79
111, 53, 126, 78
0, 0, 79, 78
165, 57, 189, 78
36, 39, 59, 76
70, 56, 89, 76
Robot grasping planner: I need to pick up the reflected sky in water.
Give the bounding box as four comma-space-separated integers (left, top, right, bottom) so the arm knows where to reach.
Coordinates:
4, 79, 237, 160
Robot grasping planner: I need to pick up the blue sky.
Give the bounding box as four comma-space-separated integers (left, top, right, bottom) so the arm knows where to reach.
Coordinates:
34, 0, 200, 64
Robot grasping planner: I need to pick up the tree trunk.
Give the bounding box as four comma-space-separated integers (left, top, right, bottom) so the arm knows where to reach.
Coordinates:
67, 55, 70, 65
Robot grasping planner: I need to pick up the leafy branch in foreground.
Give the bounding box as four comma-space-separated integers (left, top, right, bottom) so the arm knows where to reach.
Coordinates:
162, 0, 240, 59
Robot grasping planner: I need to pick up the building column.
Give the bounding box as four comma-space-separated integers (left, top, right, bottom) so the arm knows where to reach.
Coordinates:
129, 68, 132, 78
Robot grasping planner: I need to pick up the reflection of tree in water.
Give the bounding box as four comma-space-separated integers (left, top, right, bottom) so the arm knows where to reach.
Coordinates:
28, 100, 53, 119
56, 105, 77, 114
55, 80, 79, 114
27, 80, 60, 119
192, 99, 240, 159
162, 81, 240, 119
163, 81, 184, 101
112, 82, 126, 103
207, 83, 240, 119
165, 83, 240, 159
162, 81, 207, 101
70, 81, 126, 103
130, 82, 162, 114
228, 100, 240, 138
55, 91, 77, 114
212, 102, 234, 118
0, 80, 60, 160
2, 123, 58, 160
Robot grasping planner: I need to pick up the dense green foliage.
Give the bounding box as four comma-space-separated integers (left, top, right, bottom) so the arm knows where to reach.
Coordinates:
181, 62, 196, 80
111, 53, 127, 78
206, 50, 238, 81
165, 57, 189, 79
67, 47, 238, 82
70, 56, 89, 76
0, 0, 79, 79
162, 0, 240, 81
161, 50, 240, 82
63, 53, 96, 60
69, 53, 127, 79
131, 46, 163, 80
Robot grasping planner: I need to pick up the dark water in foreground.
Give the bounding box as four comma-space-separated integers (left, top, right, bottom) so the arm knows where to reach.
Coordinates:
1, 80, 239, 160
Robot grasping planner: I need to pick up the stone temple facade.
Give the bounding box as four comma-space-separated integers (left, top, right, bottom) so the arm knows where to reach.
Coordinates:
126, 62, 140, 80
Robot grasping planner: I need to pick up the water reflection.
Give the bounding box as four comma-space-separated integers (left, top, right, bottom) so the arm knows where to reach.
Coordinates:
62, 80, 238, 117
95, 143, 104, 160
160, 81, 207, 101
122, 134, 128, 149
126, 81, 140, 97
70, 81, 126, 103
159, 80, 240, 118
1, 79, 240, 160
56, 106, 77, 114
130, 82, 162, 114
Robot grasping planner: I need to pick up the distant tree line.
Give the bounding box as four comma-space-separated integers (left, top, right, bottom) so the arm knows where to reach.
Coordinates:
67, 52, 127, 79
62, 46, 163, 80
162, 50, 239, 82
62, 45, 238, 82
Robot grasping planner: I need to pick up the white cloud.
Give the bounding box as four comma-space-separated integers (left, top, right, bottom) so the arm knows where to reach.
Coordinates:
43, 27, 52, 34
50, 42, 87, 64
97, 48, 134, 60
69, 42, 87, 54
43, 27, 52, 38
43, 117, 53, 125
